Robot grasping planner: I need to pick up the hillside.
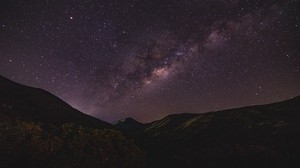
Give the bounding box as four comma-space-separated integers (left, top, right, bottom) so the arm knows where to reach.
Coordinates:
116, 96, 300, 168
0, 75, 111, 128
2, 74, 299, 168
0, 75, 144, 168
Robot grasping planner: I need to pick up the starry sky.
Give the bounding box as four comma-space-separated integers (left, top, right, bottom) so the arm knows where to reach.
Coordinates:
0, 0, 299, 123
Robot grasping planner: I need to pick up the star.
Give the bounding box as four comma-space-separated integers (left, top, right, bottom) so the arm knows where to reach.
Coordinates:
0, 0, 299, 122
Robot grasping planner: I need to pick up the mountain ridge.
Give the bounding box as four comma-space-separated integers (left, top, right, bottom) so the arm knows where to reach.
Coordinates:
115, 95, 300, 125
2, 74, 300, 168
115, 95, 300, 168
0, 75, 144, 168
0, 75, 112, 128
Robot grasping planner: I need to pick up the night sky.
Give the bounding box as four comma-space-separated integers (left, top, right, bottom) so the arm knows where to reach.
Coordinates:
0, 0, 299, 123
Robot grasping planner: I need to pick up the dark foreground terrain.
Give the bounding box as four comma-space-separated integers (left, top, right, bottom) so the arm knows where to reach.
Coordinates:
115, 96, 300, 168
0, 75, 144, 168
1, 75, 300, 168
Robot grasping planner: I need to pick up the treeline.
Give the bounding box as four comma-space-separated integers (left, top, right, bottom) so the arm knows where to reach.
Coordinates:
0, 120, 144, 168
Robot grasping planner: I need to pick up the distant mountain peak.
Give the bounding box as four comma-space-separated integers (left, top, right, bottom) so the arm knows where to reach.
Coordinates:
114, 117, 144, 131
120, 117, 139, 123
115, 117, 142, 125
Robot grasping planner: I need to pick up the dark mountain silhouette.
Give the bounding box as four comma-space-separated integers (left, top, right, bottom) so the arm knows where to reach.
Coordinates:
114, 117, 149, 146
114, 117, 146, 131
0, 75, 144, 168
116, 96, 300, 168
2, 74, 300, 168
0, 75, 111, 128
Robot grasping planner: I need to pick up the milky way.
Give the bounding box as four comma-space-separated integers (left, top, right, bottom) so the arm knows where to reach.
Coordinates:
0, 0, 299, 122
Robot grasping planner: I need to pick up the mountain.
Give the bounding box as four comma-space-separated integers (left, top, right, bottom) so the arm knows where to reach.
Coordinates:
2, 74, 299, 168
116, 96, 300, 168
114, 117, 149, 147
0, 75, 144, 168
0, 75, 111, 128
114, 117, 145, 131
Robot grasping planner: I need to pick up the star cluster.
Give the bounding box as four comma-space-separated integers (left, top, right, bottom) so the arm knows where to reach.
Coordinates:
0, 0, 299, 122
